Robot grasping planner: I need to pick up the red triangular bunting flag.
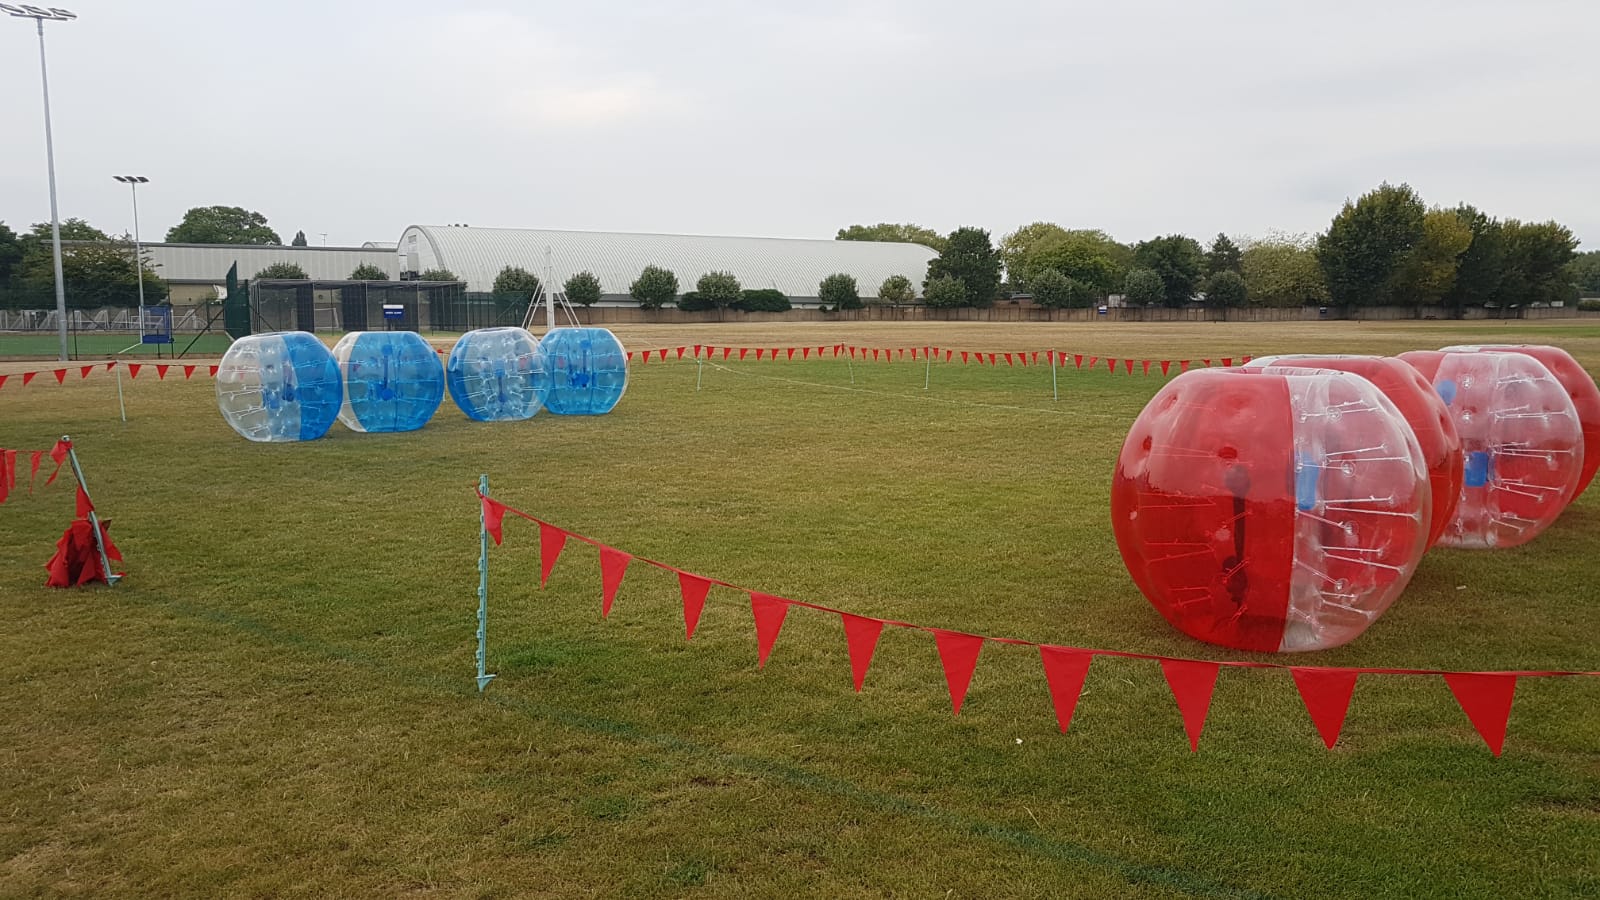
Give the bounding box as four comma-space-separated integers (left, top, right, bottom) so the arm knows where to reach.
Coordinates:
1290, 667, 1359, 749
944, 350, 952, 362
1160, 360, 1171, 376
1179, 360, 1190, 372
75, 482, 93, 517
29, 451, 43, 490
480, 494, 506, 545
722, 347, 732, 360
1088, 356, 1098, 369
987, 353, 996, 366
1443, 673, 1517, 756
692, 344, 702, 358
1202, 359, 1211, 367
1222, 357, 1233, 367
769, 347, 778, 360
1142, 360, 1151, 375
840, 614, 885, 692
676, 347, 686, 359
1160, 659, 1221, 751
1074, 354, 1083, 369
156, 364, 170, 380
1039, 646, 1093, 733
0, 374, 8, 391
960, 351, 969, 364
1105, 357, 1116, 373
207, 365, 219, 377
801, 347, 811, 359
539, 523, 568, 588
653, 348, 665, 361
910, 348, 919, 361
738, 348, 749, 361
598, 546, 631, 618
1003, 353, 1014, 366
79, 365, 93, 379
1031, 351, 1040, 364
0, 450, 12, 504
750, 592, 790, 668
52, 368, 66, 384
678, 572, 711, 640
871, 349, 880, 361
45, 439, 69, 486
183, 365, 197, 379
1241, 355, 1252, 365
23, 371, 37, 386
755, 348, 765, 360
1124, 359, 1134, 374
930, 629, 983, 714
786, 348, 795, 360
104, 361, 115, 370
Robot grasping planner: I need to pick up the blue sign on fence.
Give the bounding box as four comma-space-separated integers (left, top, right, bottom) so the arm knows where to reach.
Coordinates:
382, 304, 406, 320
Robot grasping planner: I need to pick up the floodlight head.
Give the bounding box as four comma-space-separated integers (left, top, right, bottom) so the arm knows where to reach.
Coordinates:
1, 4, 77, 21
114, 175, 148, 184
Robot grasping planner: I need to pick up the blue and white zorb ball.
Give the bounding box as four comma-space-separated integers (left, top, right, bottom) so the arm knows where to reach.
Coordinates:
332, 331, 445, 433
446, 327, 551, 422
215, 331, 342, 442
541, 327, 628, 415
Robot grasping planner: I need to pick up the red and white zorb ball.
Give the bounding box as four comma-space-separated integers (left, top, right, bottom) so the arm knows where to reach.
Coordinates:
1112, 369, 1430, 652
1399, 350, 1582, 548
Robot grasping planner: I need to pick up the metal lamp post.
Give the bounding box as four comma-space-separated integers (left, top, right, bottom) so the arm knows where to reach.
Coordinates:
4, 3, 77, 361
113, 175, 149, 336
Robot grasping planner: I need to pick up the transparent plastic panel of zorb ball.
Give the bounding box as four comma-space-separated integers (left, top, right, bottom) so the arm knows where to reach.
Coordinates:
445, 327, 551, 422
541, 327, 628, 415
1406, 350, 1582, 548
333, 331, 445, 433
1111, 368, 1428, 653
215, 331, 343, 442
1440, 344, 1600, 500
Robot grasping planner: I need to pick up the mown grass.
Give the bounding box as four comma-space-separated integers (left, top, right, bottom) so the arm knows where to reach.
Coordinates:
1, 320, 1597, 898
0, 332, 234, 360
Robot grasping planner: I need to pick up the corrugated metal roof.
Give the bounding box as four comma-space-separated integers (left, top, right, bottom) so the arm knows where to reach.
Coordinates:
399, 225, 937, 297
142, 243, 397, 283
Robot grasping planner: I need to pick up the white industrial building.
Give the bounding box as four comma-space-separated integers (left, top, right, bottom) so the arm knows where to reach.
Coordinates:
141, 243, 397, 303
397, 225, 937, 306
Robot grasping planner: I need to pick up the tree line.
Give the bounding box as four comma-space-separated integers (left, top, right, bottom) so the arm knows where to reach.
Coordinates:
837, 183, 1595, 314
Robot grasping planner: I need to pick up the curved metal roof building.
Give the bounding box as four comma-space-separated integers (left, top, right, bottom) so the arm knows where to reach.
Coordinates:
397, 225, 936, 303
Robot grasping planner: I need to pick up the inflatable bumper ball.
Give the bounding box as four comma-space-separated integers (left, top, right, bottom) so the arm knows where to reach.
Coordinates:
332, 331, 445, 433
1439, 344, 1600, 499
540, 327, 628, 415
446, 327, 552, 422
1244, 355, 1463, 547
215, 331, 343, 442
1400, 350, 1583, 548
1112, 368, 1430, 652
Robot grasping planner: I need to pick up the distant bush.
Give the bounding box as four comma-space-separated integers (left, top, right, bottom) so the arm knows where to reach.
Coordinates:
1578, 298, 1600, 311
819, 273, 861, 310
735, 288, 791, 312
676, 291, 715, 311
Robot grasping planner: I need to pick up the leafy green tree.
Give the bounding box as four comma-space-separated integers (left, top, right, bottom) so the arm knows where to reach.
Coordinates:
1317, 182, 1426, 309
1499, 220, 1579, 306
818, 273, 862, 310
12, 238, 167, 308
1569, 250, 1600, 295
1390, 209, 1472, 307
1440, 206, 1506, 316
0, 222, 21, 286
1124, 268, 1165, 306
1204, 270, 1248, 310
835, 223, 947, 252
875, 274, 915, 305
493, 265, 541, 296
925, 227, 1001, 307
696, 270, 742, 314
291, 230, 308, 247
1028, 268, 1072, 309
255, 262, 308, 279
166, 206, 281, 244
564, 270, 602, 306
1012, 228, 1125, 297
1240, 233, 1328, 307
1205, 233, 1243, 276
1132, 235, 1206, 307
999, 222, 1069, 283
630, 265, 679, 309
921, 274, 966, 309
420, 267, 459, 281
349, 263, 388, 280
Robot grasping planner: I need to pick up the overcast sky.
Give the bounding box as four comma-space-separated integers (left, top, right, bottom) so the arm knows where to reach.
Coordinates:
2, 0, 1595, 249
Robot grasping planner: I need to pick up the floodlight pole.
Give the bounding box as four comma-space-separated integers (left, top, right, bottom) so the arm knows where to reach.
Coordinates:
7, 5, 78, 361
114, 176, 149, 335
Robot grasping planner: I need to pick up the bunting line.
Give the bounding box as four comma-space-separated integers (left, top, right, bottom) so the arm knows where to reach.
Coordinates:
477, 490, 1598, 754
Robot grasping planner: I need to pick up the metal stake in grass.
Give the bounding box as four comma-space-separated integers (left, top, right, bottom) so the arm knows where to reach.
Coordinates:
846, 351, 855, 385
63, 435, 119, 586
114, 363, 126, 422
695, 357, 704, 392
475, 473, 496, 692
924, 351, 931, 391
1051, 348, 1059, 402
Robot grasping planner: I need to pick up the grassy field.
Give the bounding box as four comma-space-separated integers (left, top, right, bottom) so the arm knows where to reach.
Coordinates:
1, 320, 1596, 898
0, 332, 234, 361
